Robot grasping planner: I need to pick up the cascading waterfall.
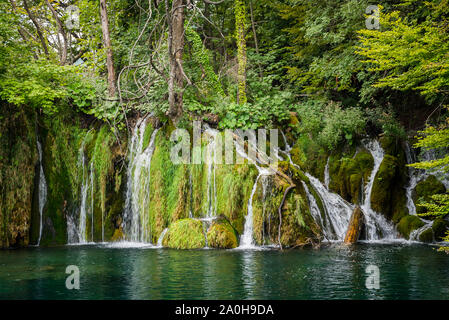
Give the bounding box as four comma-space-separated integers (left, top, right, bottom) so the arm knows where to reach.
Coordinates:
36, 140, 47, 246
360, 140, 397, 240
239, 168, 272, 249
404, 142, 435, 241
157, 228, 168, 247
261, 175, 270, 245
240, 175, 261, 249
305, 173, 353, 240
302, 181, 326, 234
123, 119, 159, 243
203, 126, 219, 219
89, 162, 94, 242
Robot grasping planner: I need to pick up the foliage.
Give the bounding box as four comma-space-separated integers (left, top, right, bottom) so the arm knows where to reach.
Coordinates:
295, 100, 366, 149
357, 5, 449, 102
409, 112, 449, 249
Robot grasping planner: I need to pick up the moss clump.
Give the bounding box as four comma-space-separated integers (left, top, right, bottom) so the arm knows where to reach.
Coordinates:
328, 149, 374, 204
291, 134, 328, 181
432, 218, 449, 241
397, 215, 425, 239
141, 122, 154, 151
0, 106, 37, 247
163, 219, 206, 249
414, 176, 446, 215
207, 217, 239, 249
370, 154, 408, 223
419, 228, 433, 243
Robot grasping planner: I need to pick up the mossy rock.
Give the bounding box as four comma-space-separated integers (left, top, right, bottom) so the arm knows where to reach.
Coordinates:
328, 149, 373, 204
419, 228, 434, 243
163, 219, 206, 249
371, 155, 397, 215
370, 153, 408, 223
292, 134, 327, 181
432, 218, 449, 241
413, 176, 446, 215
397, 215, 425, 239
206, 217, 239, 249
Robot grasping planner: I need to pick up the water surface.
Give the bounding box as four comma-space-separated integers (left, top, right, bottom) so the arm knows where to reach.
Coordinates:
0, 243, 448, 299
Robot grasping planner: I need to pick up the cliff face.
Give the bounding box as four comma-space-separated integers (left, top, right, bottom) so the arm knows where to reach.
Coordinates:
0, 112, 447, 248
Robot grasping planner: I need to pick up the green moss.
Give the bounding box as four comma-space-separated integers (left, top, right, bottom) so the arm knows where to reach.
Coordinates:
0, 107, 37, 247
215, 162, 258, 234
206, 217, 239, 249
141, 122, 154, 151
414, 175, 446, 215
328, 149, 374, 204
163, 219, 206, 249
419, 228, 433, 243
371, 155, 402, 221
148, 128, 190, 243
397, 215, 425, 239
432, 218, 449, 241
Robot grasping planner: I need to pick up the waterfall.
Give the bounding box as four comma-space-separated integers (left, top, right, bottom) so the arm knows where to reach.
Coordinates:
123, 119, 159, 243
203, 126, 219, 219
410, 220, 434, 242
306, 173, 353, 240
360, 140, 397, 240
404, 142, 435, 241
36, 140, 47, 246
239, 175, 261, 249
89, 162, 95, 242
157, 228, 168, 247
302, 181, 326, 235
404, 142, 428, 216
78, 156, 88, 243
261, 175, 270, 244
239, 168, 272, 249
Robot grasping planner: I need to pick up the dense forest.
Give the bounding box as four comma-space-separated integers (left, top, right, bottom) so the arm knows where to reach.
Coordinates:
0, 0, 448, 250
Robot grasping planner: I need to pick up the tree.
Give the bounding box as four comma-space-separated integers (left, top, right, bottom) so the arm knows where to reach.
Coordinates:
166, 0, 186, 121
99, 0, 117, 96
235, 0, 247, 104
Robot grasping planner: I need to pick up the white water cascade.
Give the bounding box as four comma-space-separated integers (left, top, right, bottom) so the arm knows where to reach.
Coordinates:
123, 119, 159, 243
360, 140, 397, 240
36, 140, 47, 246
203, 126, 219, 219
239, 168, 272, 249
404, 143, 437, 241
302, 181, 326, 235
157, 228, 169, 247
305, 173, 353, 240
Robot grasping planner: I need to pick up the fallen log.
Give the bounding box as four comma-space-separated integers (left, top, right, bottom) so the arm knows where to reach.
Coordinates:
344, 206, 364, 244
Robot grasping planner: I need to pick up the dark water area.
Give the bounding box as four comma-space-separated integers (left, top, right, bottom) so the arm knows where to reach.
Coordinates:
0, 243, 448, 300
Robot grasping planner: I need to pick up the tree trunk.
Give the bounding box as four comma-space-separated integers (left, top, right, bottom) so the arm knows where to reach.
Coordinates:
45, 0, 68, 65
235, 0, 247, 104
167, 0, 185, 122
344, 206, 365, 244
99, 0, 117, 97
22, 0, 49, 57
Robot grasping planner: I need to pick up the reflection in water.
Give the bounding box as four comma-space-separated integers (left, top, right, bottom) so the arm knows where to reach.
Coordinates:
0, 244, 449, 299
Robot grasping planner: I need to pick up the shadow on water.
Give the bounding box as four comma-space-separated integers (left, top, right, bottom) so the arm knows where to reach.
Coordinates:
0, 243, 448, 299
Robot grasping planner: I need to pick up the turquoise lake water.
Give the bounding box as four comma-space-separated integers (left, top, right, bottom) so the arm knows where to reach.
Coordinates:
0, 243, 448, 300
